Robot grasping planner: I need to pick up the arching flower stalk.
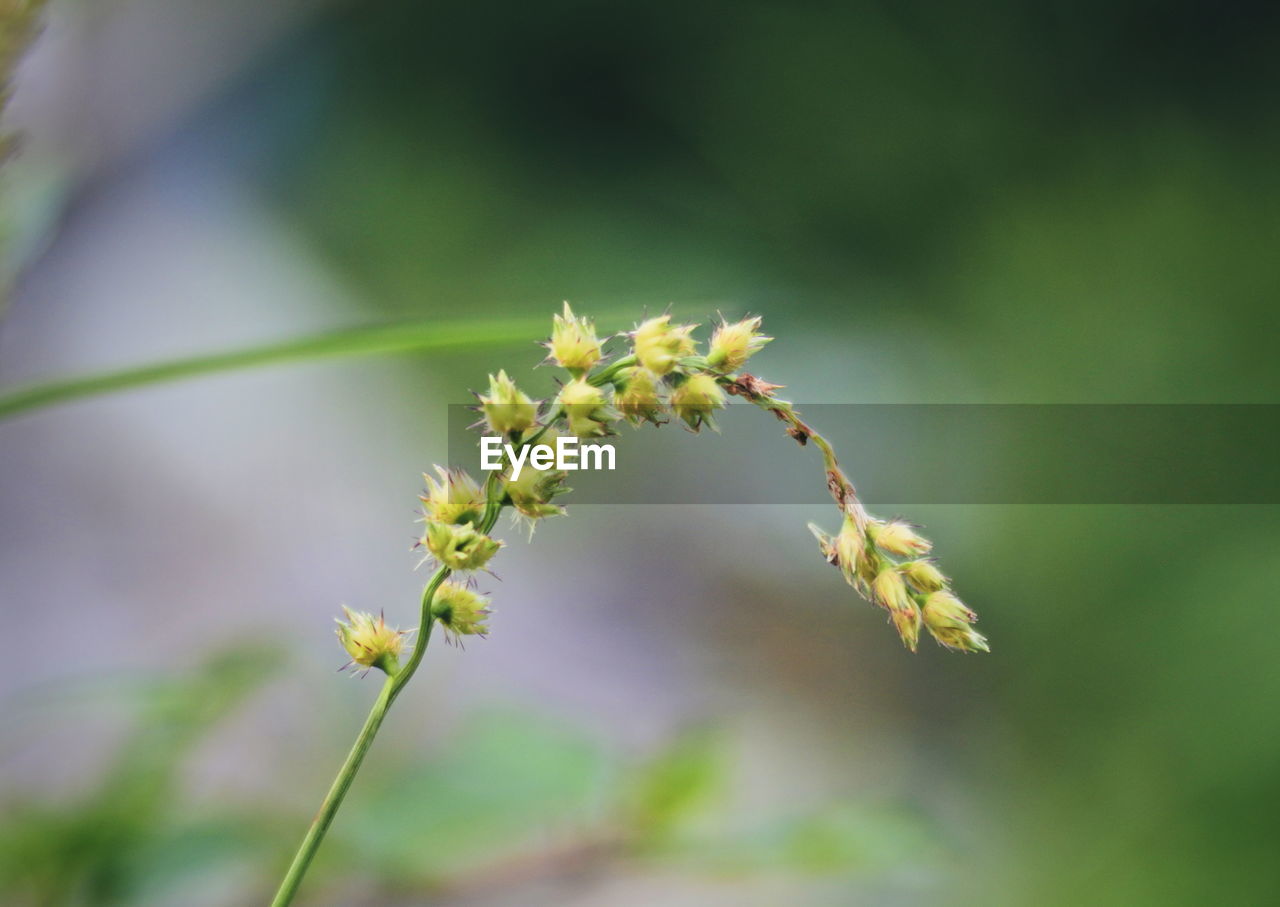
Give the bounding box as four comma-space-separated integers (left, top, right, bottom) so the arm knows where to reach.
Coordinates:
271, 304, 987, 906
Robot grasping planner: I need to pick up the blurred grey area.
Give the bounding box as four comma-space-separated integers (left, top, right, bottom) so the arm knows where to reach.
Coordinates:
2, 1, 1279, 905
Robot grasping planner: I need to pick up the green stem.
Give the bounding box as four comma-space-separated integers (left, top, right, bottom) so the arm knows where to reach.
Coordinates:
271, 498, 504, 906
268, 667, 398, 907
587, 354, 636, 387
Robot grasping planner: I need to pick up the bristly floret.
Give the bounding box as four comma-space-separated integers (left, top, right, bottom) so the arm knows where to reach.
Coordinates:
431, 581, 492, 641
669, 373, 726, 432
478, 370, 538, 436
545, 302, 603, 374
556, 377, 617, 438
631, 314, 697, 376
422, 521, 502, 572
336, 607, 412, 675
614, 366, 667, 426
706, 315, 771, 373
420, 466, 486, 526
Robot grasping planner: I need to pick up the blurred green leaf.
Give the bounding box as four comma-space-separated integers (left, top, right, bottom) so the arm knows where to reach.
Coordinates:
0, 314, 637, 422
0, 645, 282, 905
333, 710, 613, 884
620, 728, 726, 852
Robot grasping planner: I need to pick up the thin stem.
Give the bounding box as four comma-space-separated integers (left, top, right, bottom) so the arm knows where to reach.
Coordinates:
269, 667, 400, 907
718, 373, 865, 522
586, 353, 637, 387
271, 492, 506, 906
388, 566, 452, 704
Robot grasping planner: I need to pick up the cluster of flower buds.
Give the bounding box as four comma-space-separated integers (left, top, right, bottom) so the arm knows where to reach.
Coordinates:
339, 302, 983, 668
416, 468, 501, 573
810, 515, 987, 653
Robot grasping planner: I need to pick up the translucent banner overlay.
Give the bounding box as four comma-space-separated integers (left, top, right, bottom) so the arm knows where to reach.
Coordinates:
447, 404, 1278, 505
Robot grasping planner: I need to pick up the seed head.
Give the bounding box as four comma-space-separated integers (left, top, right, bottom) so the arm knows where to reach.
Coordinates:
902, 559, 948, 593
336, 606, 410, 674
870, 520, 933, 557
546, 302, 602, 374
670, 373, 726, 431
557, 377, 615, 438
479, 370, 538, 436
921, 591, 988, 652
424, 521, 502, 571
706, 315, 772, 373
432, 581, 492, 639
631, 315, 697, 375
614, 366, 667, 425
420, 466, 486, 526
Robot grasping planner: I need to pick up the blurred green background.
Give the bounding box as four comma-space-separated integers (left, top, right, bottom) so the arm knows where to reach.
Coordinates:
2, 1, 1278, 904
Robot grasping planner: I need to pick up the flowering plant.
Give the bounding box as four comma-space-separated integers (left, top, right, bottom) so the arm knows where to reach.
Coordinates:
271, 304, 986, 905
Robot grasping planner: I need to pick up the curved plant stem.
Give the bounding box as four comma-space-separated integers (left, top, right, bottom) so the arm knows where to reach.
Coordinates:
268, 668, 398, 907
270, 501, 503, 906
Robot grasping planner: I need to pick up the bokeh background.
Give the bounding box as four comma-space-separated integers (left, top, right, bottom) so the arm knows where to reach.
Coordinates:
2, 1, 1279, 904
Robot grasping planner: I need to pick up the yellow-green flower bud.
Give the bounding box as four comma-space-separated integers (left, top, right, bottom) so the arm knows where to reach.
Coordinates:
809, 515, 865, 588
614, 366, 666, 425
870, 566, 922, 651
431, 581, 492, 639
872, 566, 913, 613
419, 466, 486, 526
902, 559, 948, 593
889, 598, 923, 652
335, 606, 410, 674
670, 373, 726, 431
870, 520, 933, 557
922, 591, 988, 653
479, 370, 538, 436
557, 377, 615, 438
504, 461, 569, 520
546, 302, 602, 374
631, 315, 697, 376
424, 521, 502, 571
706, 315, 772, 372
833, 515, 865, 587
